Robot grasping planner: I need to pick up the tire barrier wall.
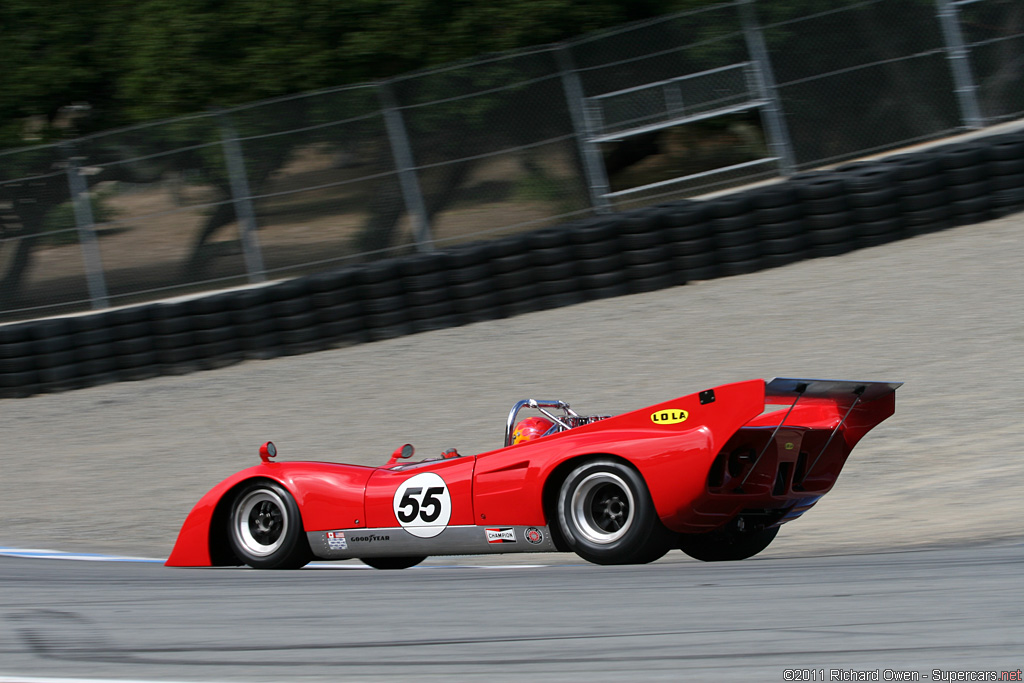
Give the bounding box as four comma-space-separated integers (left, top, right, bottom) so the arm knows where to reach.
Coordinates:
3, 131, 1023, 399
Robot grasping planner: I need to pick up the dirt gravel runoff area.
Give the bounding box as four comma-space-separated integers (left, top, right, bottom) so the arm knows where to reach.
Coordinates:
2, 211, 1022, 562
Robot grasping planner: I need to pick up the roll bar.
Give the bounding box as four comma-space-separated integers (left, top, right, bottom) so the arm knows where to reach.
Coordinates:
505, 399, 579, 447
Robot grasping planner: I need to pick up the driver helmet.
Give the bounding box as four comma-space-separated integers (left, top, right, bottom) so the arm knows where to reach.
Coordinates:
512, 416, 556, 445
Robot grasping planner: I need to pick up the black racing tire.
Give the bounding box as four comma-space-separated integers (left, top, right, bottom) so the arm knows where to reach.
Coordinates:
754, 203, 802, 224
666, 222, 712, 242
719, 257, 765, 277
409, 300, 457, 321
620, 230, 663, 250
622, 245, 670, 266
574, 238, 619, 260
749, 184, 797, 209
992, 172, 1024, 191
852, 202, 898, 223
556, 459, 673, 565
761, 234, 809, 256
714, 227, 758, 248
228, 481, 312, 569
670, 236, 716, 257
576, 254, 623, 275
581, 269, 627, 289
360, 556, 427, 570
664, 204, 708, 229
947, 179, 990, 201
943, 163, 986, 186
628, 272, 675, 294
898, 173, 944, 196
883, 153, 939, 181
677, 520, 780, 562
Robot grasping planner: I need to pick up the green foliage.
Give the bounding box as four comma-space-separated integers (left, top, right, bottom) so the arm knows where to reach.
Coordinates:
0, 0, 125, 146
0, 0, 724, 150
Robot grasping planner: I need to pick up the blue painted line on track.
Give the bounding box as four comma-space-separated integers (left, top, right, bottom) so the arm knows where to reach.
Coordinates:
0, 547, 163, 563
0, 547, 552, 568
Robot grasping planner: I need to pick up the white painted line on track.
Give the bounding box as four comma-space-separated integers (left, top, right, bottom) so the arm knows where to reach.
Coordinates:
0, 677, 219, 683
0, 547, 163, 563
301, 562, 552, 569
0, 547, 552, 568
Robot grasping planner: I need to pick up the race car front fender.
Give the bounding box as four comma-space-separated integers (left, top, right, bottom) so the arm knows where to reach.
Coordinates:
165, 461, 374, 567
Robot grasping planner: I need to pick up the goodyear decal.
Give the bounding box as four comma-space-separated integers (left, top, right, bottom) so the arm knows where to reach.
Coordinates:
651, 408, 688, 425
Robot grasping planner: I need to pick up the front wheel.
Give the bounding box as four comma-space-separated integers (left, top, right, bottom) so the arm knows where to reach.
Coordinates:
677, 519, 779, 562
228, 481, 312, 569
360, 556, 426, 570
556, 459, 674, 565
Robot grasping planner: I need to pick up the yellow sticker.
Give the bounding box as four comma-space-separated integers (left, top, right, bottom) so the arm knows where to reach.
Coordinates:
651, 409, 688, 425
785, 442, 795, 450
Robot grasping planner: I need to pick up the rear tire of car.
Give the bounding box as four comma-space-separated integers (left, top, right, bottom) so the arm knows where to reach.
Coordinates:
677, 520, 779, 562
228, 481, 312, 569
556, 459, 674, 565
359, 556, 427, 570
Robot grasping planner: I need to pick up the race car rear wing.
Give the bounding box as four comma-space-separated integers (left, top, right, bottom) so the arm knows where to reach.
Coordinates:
765, 377, 903, 404
734, 377, 902, 492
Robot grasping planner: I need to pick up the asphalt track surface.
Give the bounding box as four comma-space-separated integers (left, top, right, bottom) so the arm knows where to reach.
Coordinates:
2, 211, 1024, 680
4, 211, 1024, 560
0, 540, 1021, 682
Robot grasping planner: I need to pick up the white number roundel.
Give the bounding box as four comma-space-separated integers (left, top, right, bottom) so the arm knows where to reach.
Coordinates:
392, 472, 452, 538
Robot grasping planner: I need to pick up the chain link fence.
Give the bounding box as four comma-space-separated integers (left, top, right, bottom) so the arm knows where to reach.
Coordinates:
1, 0, 1021, 322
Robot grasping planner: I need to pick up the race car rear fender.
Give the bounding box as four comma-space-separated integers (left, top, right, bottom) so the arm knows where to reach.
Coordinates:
529, 379, 767, 531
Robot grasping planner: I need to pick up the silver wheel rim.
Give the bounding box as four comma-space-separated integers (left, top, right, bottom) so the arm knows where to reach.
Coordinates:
233, 489, 289, 557
570, 471, 635, 545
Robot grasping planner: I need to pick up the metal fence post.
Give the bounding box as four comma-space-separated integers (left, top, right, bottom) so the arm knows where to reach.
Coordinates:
378, 81, 433, 251
739, 0, 797, 175
216, 110, 266, 283
936, 0, 985, 130
556, 44, 613, 213
63, 146, 110, 309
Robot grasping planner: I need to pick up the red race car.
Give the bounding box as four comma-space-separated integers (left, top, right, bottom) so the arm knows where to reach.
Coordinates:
166, 377, 900, 569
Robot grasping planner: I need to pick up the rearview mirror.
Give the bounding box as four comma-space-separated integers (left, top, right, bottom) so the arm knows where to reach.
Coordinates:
387, 443, 415, 466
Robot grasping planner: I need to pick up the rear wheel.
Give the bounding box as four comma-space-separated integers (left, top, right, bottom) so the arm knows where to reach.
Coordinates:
677, 518, 779, 562
556, 459, 673, 565
359, 556, 426, 570
228, 481, 312, 569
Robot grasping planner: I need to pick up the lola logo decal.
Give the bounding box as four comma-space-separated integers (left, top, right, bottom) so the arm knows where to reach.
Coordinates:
651, 408, 689, 425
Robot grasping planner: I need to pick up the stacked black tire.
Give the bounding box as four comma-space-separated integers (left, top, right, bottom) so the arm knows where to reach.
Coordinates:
2, 130, 1023, 399
988, 134, 1024, 216
749, 184, 808, 269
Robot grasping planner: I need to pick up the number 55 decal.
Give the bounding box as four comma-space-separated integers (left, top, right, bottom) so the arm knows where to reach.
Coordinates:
392, 472, 452, 538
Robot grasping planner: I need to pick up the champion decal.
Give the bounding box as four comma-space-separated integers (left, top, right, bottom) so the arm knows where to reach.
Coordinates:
485, 527, 516, 544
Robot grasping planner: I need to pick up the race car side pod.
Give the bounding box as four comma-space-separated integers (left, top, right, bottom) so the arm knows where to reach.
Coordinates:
733, 381, 808, 494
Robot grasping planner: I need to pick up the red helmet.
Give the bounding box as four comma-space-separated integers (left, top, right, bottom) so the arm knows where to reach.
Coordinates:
511, 417, 555, 445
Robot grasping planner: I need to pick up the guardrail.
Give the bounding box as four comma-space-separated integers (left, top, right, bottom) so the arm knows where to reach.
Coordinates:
1, 129, 1022, 399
